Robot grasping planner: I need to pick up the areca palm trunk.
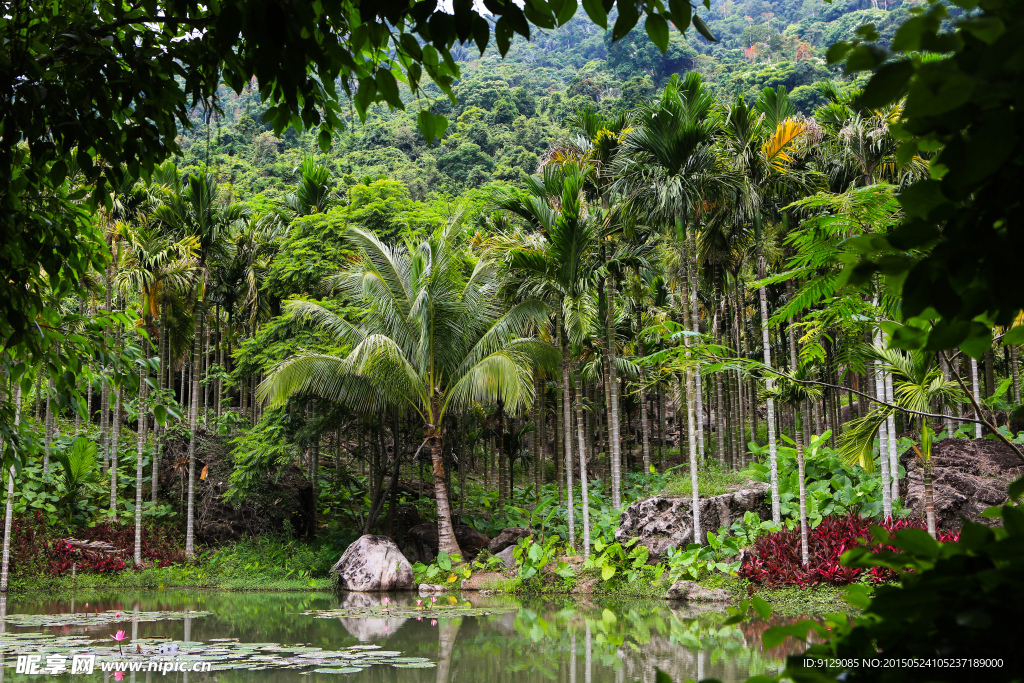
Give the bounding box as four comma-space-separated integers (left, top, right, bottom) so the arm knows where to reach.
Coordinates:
496, 400, 506, 511
970, 358, 982, 439
758, 261, 781, 524
1011, 345, 1021, 405
560, 323, 576, 551
110, 387, 121, 511
43, 377, 53, 476
184, 306, 204, 558
873, 329, 893, 520
637, 317, 651, 475
923, 453, 936, 538
428, 396, 463, 558
885, 372, 898, 503
795, 400, 810, 567
574, 372, 591, 559
605, 273, 622, 509
1, 381, 23, 593
686, 229, 705, 459
134, 364, 148, 566
685, 364, 701, 546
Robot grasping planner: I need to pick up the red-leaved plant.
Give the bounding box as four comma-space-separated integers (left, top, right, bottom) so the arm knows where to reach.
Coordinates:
739, 513, 959, 587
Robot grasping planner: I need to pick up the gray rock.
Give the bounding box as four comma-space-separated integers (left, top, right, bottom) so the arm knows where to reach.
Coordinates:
495, 545, 517, 569
486, 527, 531, 554
899, 438, 1024, 530
665, 580, 731, 602
331, 535, 415, 592
615, 485, 770, 559
418, 583, 448, 595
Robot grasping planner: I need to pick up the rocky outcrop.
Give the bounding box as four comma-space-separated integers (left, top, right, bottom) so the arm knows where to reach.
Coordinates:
406, 523, 490, 563
665, 580, 731, 602
899, 438, 1024, 529
331, 535, 415, 591
486, 527, 531, 554
494, 545, 517, 569
615, 485, 770, 559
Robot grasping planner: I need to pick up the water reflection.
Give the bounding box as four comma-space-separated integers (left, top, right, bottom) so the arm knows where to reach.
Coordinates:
0, 590, 810, 682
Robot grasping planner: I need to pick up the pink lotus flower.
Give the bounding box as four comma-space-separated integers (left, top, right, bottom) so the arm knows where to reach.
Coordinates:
417, 617, 422, 621
416, 599, 423, 607
430, 619, 437, 626
112, 672, 124, 681
430, 596, 436, 603
382, 597, 390, 605
110, 630, 126, 656
115, 612, 121, 618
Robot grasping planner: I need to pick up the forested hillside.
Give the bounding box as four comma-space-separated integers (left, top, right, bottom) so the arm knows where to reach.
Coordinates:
177, 0, 930, 205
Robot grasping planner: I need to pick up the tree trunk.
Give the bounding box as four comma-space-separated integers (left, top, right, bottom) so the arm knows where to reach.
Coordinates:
638, 315, 651, 476
971, 357, 983, 439
1, 382, 23, 593
429, 402, 462, 558
110, 387, 121, 512
758, 255, 781, 525
873, 328, 893, 519
134, 364, 148, 566
795, 401, 809, 567
560, 322, 576, 551
43, 377, 54, 476
688, 229, 705, 458
574, 368, 591, 559
184, 306, 204, 558
923, 455, 936, 539
1011, 345, 1021, 406
605, 272, 622, 509
100, 369, 110, 475
885, 371, 899, 504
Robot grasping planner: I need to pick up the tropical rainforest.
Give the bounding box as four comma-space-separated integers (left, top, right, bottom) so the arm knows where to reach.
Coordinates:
2, 0, 1023, 680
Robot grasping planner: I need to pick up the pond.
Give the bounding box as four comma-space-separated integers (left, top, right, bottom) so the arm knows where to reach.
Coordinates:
0, 590, 808, 682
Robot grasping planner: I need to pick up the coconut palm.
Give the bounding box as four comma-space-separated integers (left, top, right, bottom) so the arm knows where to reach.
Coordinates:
260, 220, 555, 558
153, 167, 244, 558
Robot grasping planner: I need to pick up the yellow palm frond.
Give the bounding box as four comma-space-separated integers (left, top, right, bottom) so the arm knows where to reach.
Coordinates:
762, 118, 807, 171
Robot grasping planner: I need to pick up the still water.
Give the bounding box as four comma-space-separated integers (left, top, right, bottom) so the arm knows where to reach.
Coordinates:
0, 590, 807, 682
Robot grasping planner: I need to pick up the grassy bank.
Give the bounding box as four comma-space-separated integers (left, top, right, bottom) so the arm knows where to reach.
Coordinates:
9, 537, 338, 594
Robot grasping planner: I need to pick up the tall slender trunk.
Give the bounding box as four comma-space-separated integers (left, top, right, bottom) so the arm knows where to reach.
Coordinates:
100, 370, 110, 474
109, 387, 121, 512
184, 305, 204, 558
658, 384, 667, 470
43, 377, 54, 476
605, 272, 622, 509
534, 373, 544, 495
637, 315, 651, 476
795, 401, 809, 567
873, 328, 893, 519
687, 229, 705, 458
923, 454, 936, 539
970, 357, 983, 439
1011, 345, 1021, 406
685, 366, 701, 546
560, 321, 576, 551
496, 400, 506, 511
757, 254, 781, 525
429, 398, 463, 558
885, 371, 899, 504
574, 370, 591, 559
1, 381, 23, 593
134, 364, 148, 566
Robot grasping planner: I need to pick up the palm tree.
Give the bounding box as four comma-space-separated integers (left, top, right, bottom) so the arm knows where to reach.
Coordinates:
154, 167, 243, 558
612, 72, 740, 544
260, 221, 555, 558
839, 348, 962, 527
495, 162, 638, 556
764, 365, 822, 567
555, 108, 630, 508
721, 85, 815, 523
